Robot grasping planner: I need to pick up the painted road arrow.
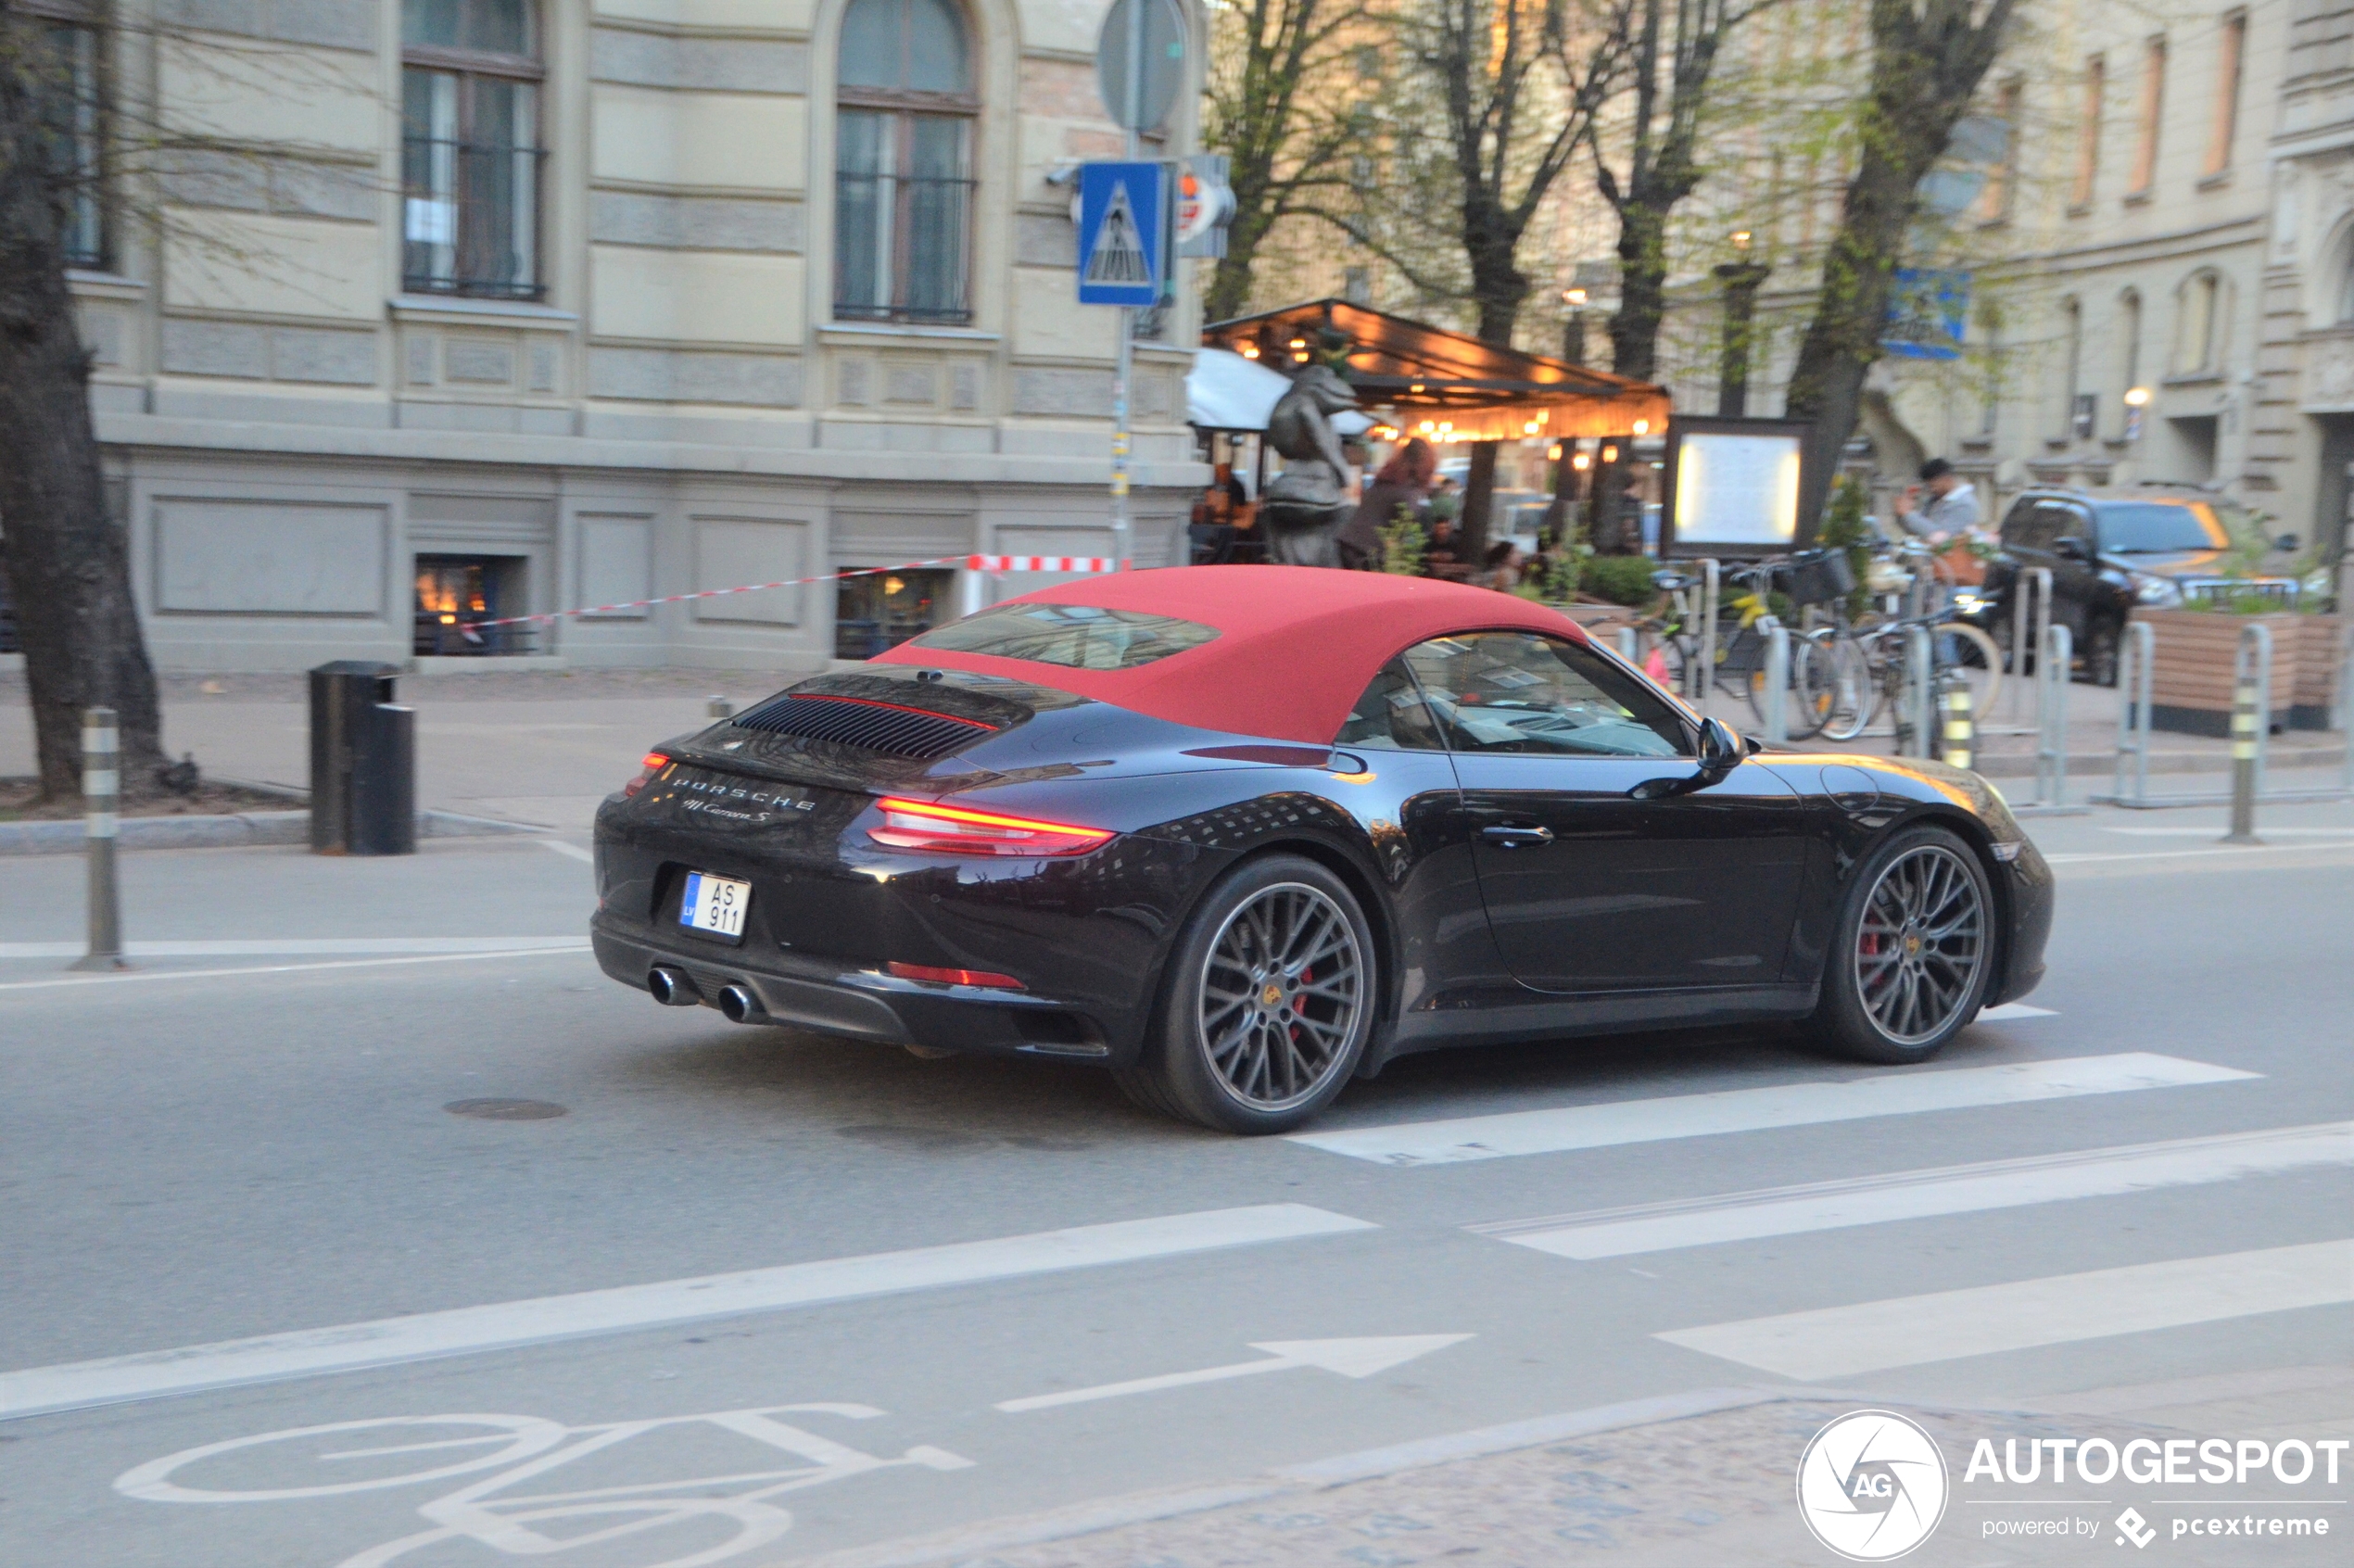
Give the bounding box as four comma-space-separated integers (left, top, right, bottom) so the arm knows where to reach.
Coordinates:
994, 1334, 1473, 1413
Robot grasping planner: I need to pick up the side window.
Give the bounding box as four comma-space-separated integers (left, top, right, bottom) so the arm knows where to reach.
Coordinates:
1399, 633, 1690, 758
2047, 503, 2094, 550
1335, 660, 1447, 751
2006, 503, 2056, 552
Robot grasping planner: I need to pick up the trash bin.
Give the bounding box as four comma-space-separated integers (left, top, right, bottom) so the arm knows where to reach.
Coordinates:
351, 703, 417, 856
309, 661, 407, 854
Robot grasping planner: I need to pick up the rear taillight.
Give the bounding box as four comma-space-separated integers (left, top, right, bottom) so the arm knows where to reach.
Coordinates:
624, 752, 669, 797
887, 961, 1026, 990
867, 796, 1113, 857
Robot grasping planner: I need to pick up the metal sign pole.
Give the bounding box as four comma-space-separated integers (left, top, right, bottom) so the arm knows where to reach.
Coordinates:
1107, 3, 1145, 574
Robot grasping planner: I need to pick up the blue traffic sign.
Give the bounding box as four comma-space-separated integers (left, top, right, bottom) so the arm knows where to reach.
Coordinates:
1077, 161, 1167, 307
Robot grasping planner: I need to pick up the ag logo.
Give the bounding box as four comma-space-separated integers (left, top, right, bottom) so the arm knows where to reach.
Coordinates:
1796, 1410, 1949, 1561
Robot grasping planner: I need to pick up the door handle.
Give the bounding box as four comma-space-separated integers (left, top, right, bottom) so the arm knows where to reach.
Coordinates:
1479, 824, 1555, 849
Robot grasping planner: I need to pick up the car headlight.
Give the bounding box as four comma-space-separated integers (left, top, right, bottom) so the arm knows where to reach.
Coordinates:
2133, 575, 2183, 607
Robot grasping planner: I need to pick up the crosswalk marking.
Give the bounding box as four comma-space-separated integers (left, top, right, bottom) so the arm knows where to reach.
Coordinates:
1472, 1123, 2352, 1259
0, 1205, 1375, 1422
1977, 1003, 2057, 1021
1287, 1054, 2257, 1168
1655, 1240, 2354, 1382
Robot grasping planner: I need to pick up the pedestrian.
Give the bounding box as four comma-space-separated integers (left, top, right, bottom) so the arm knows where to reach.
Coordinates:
1893, 458, 1991, 583
1473, 539, 1521, 592
1338, 436, 1437, 571
1421, 516, 1464, 578
1428, 476, 1462, 525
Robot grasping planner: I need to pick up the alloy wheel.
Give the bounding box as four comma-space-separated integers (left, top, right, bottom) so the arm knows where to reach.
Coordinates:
1854, 844, 1986, 1045
1197, 882, 1365, 1111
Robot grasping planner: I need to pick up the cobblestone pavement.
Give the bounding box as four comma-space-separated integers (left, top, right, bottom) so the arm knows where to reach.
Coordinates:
800, 1371, 2354, 1568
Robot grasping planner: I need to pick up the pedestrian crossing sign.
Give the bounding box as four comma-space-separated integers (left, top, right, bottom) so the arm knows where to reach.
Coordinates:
1077, 161, 1168, 307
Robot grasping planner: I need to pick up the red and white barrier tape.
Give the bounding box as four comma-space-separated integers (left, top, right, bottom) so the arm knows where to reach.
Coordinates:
465, 553, 1127, 630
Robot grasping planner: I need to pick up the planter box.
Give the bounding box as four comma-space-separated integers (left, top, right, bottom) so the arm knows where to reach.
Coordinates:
2288, 613, 2346, 730
2133, 609, 2300, 738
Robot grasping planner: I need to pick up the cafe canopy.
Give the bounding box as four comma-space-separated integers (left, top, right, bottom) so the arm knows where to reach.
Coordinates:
1200, 298, 1671, 444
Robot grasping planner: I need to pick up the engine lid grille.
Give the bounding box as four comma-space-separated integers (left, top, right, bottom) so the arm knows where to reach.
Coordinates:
731, 693, 997, 759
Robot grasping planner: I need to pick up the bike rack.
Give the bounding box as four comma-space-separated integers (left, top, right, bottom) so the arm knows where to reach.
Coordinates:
1617, 626, 1639, 667
1762, 619, 1791, 745
2012, 622, 2088, 815
2092, 617, 2353, 809
1694, 559, 1720, 721
1900, 626, 1933, 758
1981, 567, 2050, 739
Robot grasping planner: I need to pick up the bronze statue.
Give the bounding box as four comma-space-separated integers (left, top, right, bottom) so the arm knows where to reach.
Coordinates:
1259, 363, 1358, 568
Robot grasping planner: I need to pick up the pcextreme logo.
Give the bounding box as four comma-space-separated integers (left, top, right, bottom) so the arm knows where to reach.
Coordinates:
1796, 1410, 1951, 1562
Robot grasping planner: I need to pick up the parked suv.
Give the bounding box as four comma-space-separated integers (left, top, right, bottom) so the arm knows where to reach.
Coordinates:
1965, 487, 2299, 685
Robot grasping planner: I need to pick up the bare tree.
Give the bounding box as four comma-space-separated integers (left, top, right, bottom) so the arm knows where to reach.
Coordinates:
1327, 0, 1632, 554
1201, 0, 1378, 322
0, 1, 161, 800
1781, 0, 2022, 527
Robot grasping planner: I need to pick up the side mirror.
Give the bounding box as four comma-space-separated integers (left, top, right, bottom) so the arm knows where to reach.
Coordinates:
2055, 537, 2092, 563
1629, 716, 1743, 801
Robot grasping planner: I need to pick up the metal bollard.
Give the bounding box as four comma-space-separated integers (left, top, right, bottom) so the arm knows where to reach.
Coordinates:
1900, 626, 1933, 758
1762, 620, 1790, 746
2108, 619, 2155, 807
1942, 675, 1975, 771
2035, 623, 2072, 807
1696, 559, 1720, 721
2338, 622, 2353, 797
706, 695, 735, 720
2221, 621, 2272, 844
74, 707, 127, 972
1616, 626, 1638, 666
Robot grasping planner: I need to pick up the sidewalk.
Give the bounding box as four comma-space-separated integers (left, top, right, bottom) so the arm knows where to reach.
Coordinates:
2, 665, 2344, 833
789, 1367, 2354, 1568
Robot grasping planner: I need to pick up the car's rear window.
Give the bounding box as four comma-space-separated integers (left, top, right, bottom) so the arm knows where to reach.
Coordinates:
907, 603, 1221, 670
2095, 502, 2227, 554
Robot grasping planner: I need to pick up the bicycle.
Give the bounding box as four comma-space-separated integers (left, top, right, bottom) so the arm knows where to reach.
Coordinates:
1637, 561, 1841, 740
1809, 601, 2005, 747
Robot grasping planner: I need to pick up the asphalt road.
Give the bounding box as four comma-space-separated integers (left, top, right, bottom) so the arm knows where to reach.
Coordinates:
2, 801, 2349, 1568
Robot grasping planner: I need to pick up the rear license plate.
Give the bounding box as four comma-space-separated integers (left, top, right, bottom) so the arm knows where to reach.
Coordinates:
678, 872, 751, 941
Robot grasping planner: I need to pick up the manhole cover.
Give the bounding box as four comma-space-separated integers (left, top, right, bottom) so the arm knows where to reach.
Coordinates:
444, 1098, 568, 1120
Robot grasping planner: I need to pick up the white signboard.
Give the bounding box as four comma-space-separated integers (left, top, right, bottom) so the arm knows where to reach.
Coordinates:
1669, 429, 1803, 551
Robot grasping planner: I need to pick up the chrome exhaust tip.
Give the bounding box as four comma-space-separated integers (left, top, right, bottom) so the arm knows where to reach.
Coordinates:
715, 984, 761, 1024
646, 967, 697, 1006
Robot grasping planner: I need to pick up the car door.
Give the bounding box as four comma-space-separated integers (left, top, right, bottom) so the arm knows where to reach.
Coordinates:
1406, 631, 1811, 994
2040, 500, 2102, 644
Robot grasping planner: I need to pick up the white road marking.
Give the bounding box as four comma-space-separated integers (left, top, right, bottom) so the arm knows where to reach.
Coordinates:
1473, 1123, 2353, 1259
1977, 1003, 2057, 1021
2101, 826, 2354, 837
2043, 842, 2354, 866
0, 937, 585, 959
0, 947, 590, 994
1655, 1239, 2354, 1382
994, 1334, 1472, 1413
538, 838, 596, 863
0, 1205, 1376, 1421
1287, 1054, 2257, 1168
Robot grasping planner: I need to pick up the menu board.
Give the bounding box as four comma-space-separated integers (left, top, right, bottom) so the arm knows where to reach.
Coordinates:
1664, 424, 1805, 554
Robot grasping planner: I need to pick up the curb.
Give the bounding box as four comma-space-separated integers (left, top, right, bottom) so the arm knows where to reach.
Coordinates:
769, 1386, 1790, 1568
0, 808, 541, 857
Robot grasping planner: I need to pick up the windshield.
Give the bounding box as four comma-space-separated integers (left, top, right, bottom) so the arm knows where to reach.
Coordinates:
2095, 502, 2227, 554
906, 603, 1221, 670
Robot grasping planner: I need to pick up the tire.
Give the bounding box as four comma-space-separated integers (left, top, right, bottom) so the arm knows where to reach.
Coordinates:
1806, 826, 1996, 1066
2082, 617, 2121, 688
1115, 854, 1376, 1134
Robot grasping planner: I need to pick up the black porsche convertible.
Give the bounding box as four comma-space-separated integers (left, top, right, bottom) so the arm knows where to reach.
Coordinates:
591, 566, 2053, 1133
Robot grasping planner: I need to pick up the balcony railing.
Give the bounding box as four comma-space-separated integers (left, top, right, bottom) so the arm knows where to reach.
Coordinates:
401, 135, 545, 301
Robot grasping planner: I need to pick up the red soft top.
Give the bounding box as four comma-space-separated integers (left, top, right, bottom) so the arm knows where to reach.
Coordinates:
873, 564, 1590, 744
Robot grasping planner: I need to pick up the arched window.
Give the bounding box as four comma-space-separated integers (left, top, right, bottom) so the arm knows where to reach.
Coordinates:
835, 0, 976, 324
2336, 246, 2354, 326
2174, 271, 2221, 374
401, 0, 543, 299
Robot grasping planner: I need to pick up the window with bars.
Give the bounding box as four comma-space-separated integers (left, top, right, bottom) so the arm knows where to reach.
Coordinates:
400, 0, 544, 300
835, 0, 976, 325
24, 4, 106, 269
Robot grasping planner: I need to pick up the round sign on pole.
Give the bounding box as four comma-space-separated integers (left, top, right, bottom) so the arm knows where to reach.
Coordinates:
1096, 0, 1187, 133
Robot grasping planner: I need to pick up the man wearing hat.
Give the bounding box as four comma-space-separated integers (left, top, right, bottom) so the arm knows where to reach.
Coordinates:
1894, 458, 1981, 542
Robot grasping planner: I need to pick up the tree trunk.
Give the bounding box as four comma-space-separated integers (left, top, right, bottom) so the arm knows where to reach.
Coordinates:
1607, 202, 1668, 386
1454, 283, 1525, 563
0, 19, 166, 801
1782, 0, 2020, 530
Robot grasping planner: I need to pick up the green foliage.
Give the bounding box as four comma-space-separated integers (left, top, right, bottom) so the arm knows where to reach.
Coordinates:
1817, 474, 1873, 619
1378, 506, 1426, 575
1542, 547, 1583, 603
1582, 553, 1661, 608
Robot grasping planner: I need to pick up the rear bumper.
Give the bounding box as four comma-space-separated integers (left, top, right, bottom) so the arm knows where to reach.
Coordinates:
589, 913, 1120, 1062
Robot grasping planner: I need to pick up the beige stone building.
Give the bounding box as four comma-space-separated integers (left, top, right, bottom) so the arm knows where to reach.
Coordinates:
31, 0, 1205, 673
